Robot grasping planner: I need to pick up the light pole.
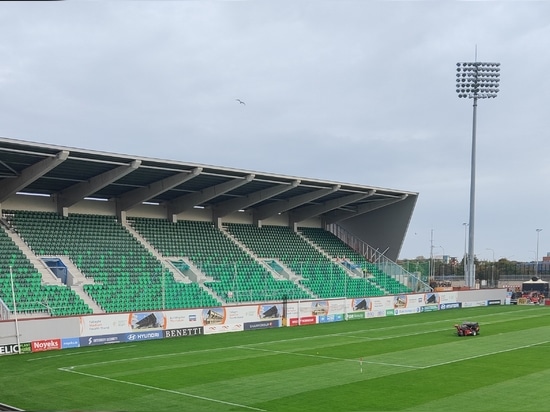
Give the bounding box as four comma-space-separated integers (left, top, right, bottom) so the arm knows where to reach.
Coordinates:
462, 223, 468, 277
456, 59, 500, 288
162, 269, 166, 310
9, 266, 21, 354
486, 248, 495, 287
435, 246, 446, 282
462, 223, 468, 258
429, 229, 434, 282
536, 229, 543, 278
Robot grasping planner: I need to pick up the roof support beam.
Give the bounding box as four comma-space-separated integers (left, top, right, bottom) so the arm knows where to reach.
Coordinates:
0, 150, 69, 203
253, 185, 340, 223
289, 191, 374, 225
168, 174, 255, 217
116, 167, 202, 215
323, 194, 408, 225
55, 160, 141, 215
212, 180, 300, 220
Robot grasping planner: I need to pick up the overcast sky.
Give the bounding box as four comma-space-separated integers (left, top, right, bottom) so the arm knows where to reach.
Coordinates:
0, 1, 548, 262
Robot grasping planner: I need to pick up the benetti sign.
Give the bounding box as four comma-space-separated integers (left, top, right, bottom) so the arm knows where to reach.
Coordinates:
164, 327, 204, 338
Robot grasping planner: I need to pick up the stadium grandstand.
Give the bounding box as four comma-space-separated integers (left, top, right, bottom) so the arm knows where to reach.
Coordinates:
0, 136, 428, 319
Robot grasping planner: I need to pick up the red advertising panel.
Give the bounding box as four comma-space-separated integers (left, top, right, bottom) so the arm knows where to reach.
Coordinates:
288, 316, 317, 326
31, 339, 61, 352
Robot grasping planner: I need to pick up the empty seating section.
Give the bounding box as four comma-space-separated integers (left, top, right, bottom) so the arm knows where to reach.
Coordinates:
130, 218, 311, 303
299, 227, 411, 294
1, 209, 410, 318
7, 211, 217, 313
0, 223, 91, 316
223, 224, 381, 298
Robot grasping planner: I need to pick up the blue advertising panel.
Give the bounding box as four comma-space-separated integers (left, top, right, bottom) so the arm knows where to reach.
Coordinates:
318, 313, 344, 323
80, 333, 126, 347
62, 338, 81, 349
125, 330, 163, 342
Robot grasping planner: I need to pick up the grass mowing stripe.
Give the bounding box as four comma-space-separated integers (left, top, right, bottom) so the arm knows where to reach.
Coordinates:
363, 325, 550, 369
58, 367, 267, 411
236, 345, 422, 369
57, 327, 448, 370
177, 354, 409, 406
402, 364, 550, 411
59, 311, 549, 372
45, 308, 544, 369
63, 327, 446, 373
3, 306, 550, 411
251, 325, 550, 410
181, 334, 548, 408
26, 344, 137, 362
66, 347, 278, 373
423, 339, 550, 369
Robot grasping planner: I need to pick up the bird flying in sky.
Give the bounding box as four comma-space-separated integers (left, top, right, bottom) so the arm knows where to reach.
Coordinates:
236, 99, 246, 105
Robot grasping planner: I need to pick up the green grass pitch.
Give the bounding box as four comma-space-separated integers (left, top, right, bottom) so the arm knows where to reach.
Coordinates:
2, 305, 550, 411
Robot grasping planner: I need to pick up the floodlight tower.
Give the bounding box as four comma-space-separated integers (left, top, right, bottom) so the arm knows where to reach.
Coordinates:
535, 228, 543, 278
456, 60, 500, 288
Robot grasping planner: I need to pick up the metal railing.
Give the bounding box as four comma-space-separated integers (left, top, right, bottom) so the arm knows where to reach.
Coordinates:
326, 223, 432, 293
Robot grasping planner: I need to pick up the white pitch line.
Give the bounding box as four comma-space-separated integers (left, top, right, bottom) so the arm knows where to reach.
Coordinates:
49, 334, 550, 411
59, 345, 234, 369
27, 345, 136, 362
342, 326, 452, 341
59, 310, 549, 370
421, 340, 550, 369
332, 308, 546, 335
238, 345, 421, 369
237, 336, 550, 373
57, 322, 548, 368
58, 367, 266, 412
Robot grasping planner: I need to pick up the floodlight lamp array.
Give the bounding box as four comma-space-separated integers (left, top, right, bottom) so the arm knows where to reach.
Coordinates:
456, 62, 500, 99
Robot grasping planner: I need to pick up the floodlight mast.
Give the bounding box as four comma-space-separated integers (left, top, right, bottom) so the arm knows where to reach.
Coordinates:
456, 61, 500, 288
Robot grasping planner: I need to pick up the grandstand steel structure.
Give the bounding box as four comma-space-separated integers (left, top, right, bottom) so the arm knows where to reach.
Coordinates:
0, 137, 425, 318
0, 137, 417, 260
